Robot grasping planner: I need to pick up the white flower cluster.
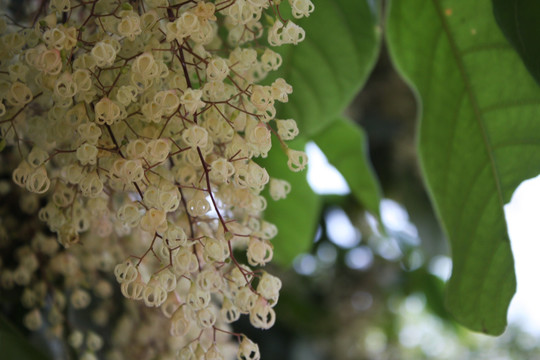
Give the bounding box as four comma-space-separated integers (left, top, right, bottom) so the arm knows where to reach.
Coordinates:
0, 0, 313, 358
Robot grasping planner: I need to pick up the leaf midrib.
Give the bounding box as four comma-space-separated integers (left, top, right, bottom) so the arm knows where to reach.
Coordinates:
432, 0, 506, 216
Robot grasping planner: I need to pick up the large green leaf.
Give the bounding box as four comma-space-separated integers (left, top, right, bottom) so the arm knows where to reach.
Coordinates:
387, 0, 540, 335
260, 138, 321, 266
312, 117, 381, 218
492, 0, 540, 86
270, 0, 380, 137
261, 0, 382, 265
404, 268, 452, 323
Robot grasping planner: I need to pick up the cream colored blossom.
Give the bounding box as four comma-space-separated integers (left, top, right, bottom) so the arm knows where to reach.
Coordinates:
0, 0, 312, 358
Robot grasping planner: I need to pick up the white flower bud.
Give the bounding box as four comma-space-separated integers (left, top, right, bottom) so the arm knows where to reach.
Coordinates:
114, 260, 139, 284
221, 298, 240, 323
132, 52, 159, 78
86, 331, 103, 351
206, 57, 229, 82
140, 208, 167, 233
246, 161, 269, 191
238, 336, 260, 360
54, 73, 77, 99
256, 272, 281, 305
7, 82, 33, 106
270, 78, 293, 103
79, 172, 103, 197
154, 90, 180, 115
73, 69, 92, 92
187, 196, 210, 217
68, 330, 84, 348
146, 139, 171, 164
289, 0, 315, 18
203, 237, 229, 263
261, 48, 282, 71
286, 148, 308, 172
126, 139, 147, 159
95, 97, 121, 125
269, 178, 291, 201
117, 12, 142, 41
250, 85, 273, 112
121, 279, 145, 300
77, 123, 102, 145
249, 297, 276, 329
210, 157, 235, 184
76, 143, 98, 165
173, 247, 198, 276
157, 269, 177, 292
143, 284, 167, 307
206, 344, 224, 360
196, 267, 223, 292
116, 85, 138, 106
187, 284, 210, 310
164, 224, 187, 249
23, 309, 43, 331
180, 89, 205, 115
71, 288, 91, 309
27, 147, 49, 168
234, 286, 257, 313
281, 21, 305, 45
25, 166, 50, 194
91, 41, 117, 67
170, 306, 191, 337
196, 307, 216, 328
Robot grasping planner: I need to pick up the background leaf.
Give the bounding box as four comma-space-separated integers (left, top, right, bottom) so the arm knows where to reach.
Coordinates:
387, 0, 540, 335
312, 117, 382, 218
262, 0, 382, 265
261, 138, 321, 266
269, 0, 381, 137
0, 315, 50, 360
492, 0, 540, 86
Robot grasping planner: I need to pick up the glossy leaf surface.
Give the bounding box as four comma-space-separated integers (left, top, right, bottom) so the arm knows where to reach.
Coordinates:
387, 0, 540, 334
270, 0, 380, 137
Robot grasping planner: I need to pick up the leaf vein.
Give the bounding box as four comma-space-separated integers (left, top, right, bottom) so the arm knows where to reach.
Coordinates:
460, 42, 512, 56
432, 0, 506, 221
480, 98, 540, 114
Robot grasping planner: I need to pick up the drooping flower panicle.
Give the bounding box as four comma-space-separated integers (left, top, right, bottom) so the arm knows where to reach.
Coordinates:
0, 0, 313, 358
